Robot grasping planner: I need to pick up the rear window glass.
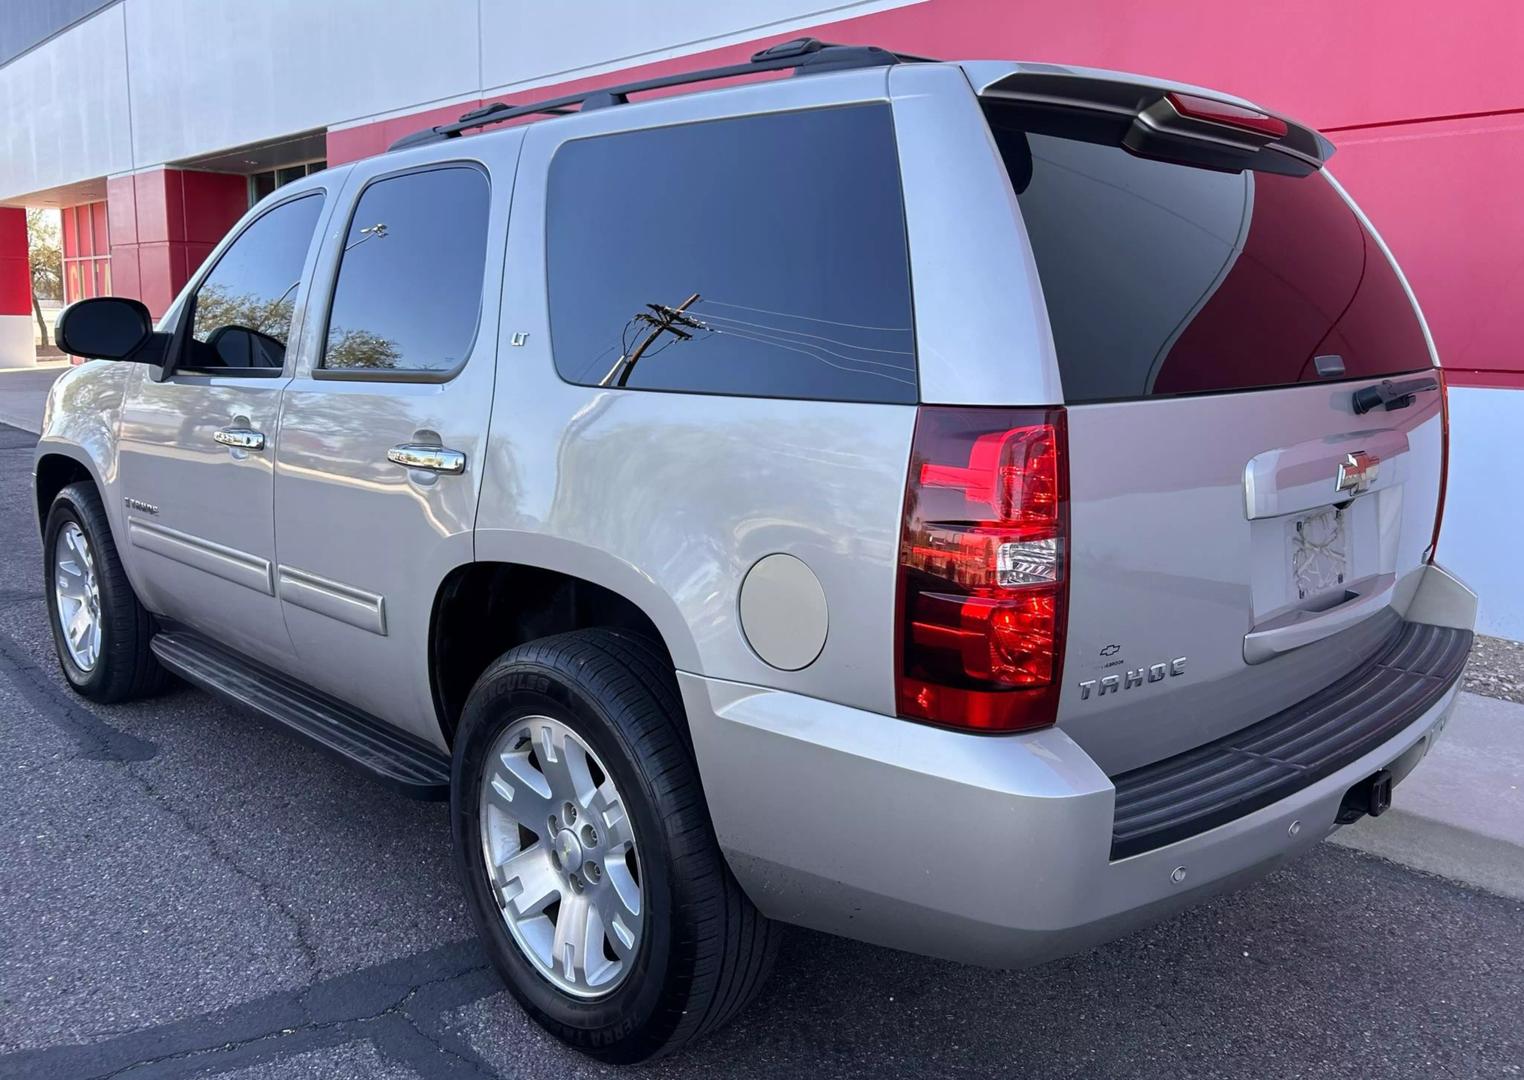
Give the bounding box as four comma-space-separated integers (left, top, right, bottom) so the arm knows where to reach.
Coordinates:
545, 105, 916, 404
986, 105, 1433, 403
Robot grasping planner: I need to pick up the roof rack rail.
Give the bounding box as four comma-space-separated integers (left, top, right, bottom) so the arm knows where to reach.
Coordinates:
388, 38, 931, 151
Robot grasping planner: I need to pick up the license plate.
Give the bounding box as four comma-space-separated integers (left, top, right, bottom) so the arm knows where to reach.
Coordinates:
1289, 507, 1347, 601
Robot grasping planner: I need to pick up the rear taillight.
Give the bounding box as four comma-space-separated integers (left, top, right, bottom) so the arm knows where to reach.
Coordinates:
1427, 369, 1450, 562
1164, 92, 1289, 140
896, 407, 1069, 733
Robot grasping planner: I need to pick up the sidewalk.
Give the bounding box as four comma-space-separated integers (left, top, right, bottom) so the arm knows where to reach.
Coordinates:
0, 361, 69, 433
1331, 691, 1524, 899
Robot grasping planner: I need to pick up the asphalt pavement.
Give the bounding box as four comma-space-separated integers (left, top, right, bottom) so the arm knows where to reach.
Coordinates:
1, 417, 1520, 1080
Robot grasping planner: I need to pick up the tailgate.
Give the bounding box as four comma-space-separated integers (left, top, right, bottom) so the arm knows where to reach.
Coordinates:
980, 85, 1445, 775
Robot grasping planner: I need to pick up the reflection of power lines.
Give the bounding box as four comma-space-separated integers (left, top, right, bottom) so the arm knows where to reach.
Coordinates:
589, 293, 917, 389
697, 296, 910, 334
688, 298, 915, 386
599, 293, 703, 387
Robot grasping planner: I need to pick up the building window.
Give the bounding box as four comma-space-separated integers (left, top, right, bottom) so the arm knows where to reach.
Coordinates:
248, 160, 327, 207
60, 201, 111, 304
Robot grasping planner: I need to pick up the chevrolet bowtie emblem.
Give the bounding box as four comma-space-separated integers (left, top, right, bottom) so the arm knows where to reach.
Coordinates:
1335, 449, 1381, 495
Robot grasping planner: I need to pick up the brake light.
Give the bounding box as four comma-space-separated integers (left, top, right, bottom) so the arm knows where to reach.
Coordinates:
896, 407, 1069, 732
1165, 92, 1288, 140
1427, 369, 1450, 562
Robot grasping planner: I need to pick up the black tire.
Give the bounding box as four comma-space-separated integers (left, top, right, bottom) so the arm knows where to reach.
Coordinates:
451, 628, 780, 1063
42, 482, 169, 703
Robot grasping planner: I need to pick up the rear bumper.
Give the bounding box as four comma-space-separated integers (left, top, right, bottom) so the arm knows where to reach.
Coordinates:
681, 567, 1475, 968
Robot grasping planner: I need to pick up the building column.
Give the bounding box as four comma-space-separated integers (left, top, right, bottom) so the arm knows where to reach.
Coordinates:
0, 208, 34, 368
107, 168, 247, 318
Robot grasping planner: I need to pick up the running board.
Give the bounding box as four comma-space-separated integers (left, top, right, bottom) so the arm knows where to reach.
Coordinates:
150, 629, 451, 799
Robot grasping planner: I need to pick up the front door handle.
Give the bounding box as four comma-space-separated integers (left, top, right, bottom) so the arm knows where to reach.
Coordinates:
387, 444, 466, 475
214, 427, 265, 451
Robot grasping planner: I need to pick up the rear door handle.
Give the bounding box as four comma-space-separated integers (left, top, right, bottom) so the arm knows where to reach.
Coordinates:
387, 444, 466, 475
214, 427, 265, 451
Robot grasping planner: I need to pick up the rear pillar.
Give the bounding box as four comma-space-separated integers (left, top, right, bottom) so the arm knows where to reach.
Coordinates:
0, 208, 33, 368
106, 168, 247, 319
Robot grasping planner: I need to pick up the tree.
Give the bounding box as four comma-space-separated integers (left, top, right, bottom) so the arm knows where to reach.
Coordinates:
26, 209, 62, 347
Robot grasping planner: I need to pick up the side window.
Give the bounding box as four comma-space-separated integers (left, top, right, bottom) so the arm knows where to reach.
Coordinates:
546, 105, 917, 404
184, 193, 325, 374
320, 166, 491, 374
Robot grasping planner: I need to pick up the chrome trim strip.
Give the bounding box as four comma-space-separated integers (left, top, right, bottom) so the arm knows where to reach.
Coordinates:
127, 519, 275, 595
277, 566, 388, 636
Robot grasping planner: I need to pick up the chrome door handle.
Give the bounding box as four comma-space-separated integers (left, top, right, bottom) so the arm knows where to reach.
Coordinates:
387, 444, 466, 475
214, 427, 265, 451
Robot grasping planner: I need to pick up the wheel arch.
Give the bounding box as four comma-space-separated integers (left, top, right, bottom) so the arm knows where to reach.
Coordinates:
428, 559, 690, 748
34, 443, 104, 537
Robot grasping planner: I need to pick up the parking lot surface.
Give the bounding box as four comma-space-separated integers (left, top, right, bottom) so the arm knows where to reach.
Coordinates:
1, 419, 1520, 1080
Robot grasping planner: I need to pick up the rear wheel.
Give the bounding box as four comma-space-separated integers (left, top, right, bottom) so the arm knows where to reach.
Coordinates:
451, 628, 779, 1063
43, 482, 168, 703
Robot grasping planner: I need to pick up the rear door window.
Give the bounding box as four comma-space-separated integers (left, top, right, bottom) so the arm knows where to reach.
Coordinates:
985, 104, 1433, 402
545, 104, 916, 404
320, 166, 490, 375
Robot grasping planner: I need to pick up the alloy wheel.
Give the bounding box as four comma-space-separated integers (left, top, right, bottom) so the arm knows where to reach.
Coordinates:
54, 522, 102, 672
479, 714, 643, 998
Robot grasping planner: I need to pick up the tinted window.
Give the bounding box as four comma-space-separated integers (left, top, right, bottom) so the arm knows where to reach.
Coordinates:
546, 105, 916, 403
986, 105, 1432, 402
185, 193, 324, 374
321, 167, 490, 373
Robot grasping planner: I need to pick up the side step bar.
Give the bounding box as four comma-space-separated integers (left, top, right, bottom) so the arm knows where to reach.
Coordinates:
150, 629, 451, 800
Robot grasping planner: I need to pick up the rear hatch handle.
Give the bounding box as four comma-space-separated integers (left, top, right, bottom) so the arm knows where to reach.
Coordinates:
1352, 375, 1439, 415
1243, 572, 1396, 664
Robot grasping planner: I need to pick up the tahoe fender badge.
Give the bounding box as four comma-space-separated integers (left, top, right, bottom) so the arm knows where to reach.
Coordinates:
1078, 657, 1186, 700
123, 497, 159, 516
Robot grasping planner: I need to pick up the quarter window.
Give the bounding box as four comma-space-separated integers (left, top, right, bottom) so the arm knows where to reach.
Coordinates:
184, 193, 325, 374
320, 166, 491, 374
546, 105, 917, 404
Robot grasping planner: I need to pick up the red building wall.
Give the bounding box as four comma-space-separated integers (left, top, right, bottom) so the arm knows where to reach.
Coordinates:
105, 168, 247, 318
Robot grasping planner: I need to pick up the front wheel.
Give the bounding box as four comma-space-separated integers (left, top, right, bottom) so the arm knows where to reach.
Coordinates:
451, 629, 779, 1063
43, 482, 168, 703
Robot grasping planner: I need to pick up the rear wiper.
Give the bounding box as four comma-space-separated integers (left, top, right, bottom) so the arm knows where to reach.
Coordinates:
1352, 375, 1439, 415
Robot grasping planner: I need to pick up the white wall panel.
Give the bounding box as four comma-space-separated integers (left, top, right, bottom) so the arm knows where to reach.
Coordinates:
479, 0, 921, 93
0, 3, 133, 202
1439, 387, 1523, 640
123, 0, 481, 166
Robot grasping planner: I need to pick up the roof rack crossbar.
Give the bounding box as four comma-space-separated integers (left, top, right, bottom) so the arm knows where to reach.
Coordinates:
388, 38, 925, 151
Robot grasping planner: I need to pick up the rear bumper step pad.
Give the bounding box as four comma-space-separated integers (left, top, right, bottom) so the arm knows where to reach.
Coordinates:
1110, 621, 1471, 860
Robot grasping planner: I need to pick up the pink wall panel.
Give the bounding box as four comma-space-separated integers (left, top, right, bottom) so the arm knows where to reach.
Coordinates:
179, 172, 247, 244
107, 168, 249, 317
0, 208, 30, 316
1332, 115, 1524, 386
106, 174, 137, 249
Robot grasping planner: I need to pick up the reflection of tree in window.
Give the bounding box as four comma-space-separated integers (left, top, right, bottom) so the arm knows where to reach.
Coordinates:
324, 325, 402, 370
192, 283, 296, 346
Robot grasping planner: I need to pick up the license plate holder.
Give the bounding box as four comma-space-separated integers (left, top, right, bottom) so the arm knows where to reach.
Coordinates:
1288, 506, 1348, 602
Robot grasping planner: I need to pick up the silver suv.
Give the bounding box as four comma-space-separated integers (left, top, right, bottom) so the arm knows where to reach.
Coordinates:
36, 40, 1476, 1062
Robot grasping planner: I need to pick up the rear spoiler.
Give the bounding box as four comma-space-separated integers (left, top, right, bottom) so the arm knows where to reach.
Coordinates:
961, 61, 1334, 174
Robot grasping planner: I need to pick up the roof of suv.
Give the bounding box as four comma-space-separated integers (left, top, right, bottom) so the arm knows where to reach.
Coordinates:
388, 38, 928, 151
388, 38, 1331, 170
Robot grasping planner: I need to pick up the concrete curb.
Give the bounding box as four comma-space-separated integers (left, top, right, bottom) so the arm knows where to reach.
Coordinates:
1330, 691, 1524, 899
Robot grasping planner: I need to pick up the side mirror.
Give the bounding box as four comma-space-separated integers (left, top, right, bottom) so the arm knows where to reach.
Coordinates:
204, 324, 287, 370
56, 297, 154, 361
